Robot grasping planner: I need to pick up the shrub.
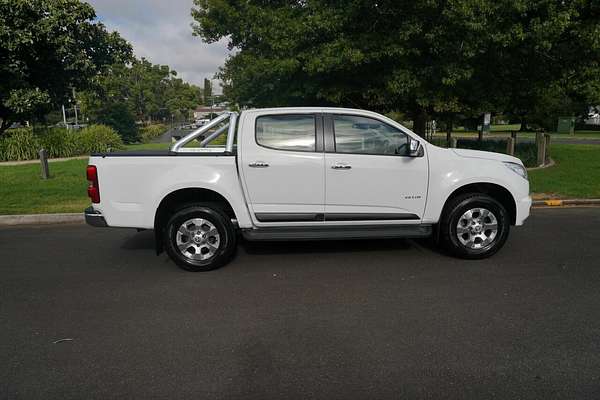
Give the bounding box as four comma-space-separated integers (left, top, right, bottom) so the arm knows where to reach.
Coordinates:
76, 125, 124, 154
37, 127, 79, 158
0, 124, 124, 161
0, 128, 40, 161
140, 124, 168, 143
456, 138, 507, 153
96, 103, 139, 143
515, 143, 538, 168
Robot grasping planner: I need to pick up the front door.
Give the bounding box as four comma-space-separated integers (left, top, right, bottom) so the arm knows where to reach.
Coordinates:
240, 112, 325, 226
324, 113, 428, 222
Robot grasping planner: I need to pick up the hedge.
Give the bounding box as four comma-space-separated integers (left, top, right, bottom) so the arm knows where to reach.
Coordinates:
139, 124, 168, 143
0, 125, 124, 161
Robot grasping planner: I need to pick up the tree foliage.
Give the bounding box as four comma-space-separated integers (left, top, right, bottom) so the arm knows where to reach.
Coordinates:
0, 0, 132, 133
192, 0, 600, 135
81, 58, 203, 129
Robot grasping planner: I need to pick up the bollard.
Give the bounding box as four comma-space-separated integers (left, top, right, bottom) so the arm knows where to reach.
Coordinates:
506, 137, 515, 156
536, 132, 546, 167
544, 133, 551, 163
39, 149, 50, 179
450, 138, 458, 148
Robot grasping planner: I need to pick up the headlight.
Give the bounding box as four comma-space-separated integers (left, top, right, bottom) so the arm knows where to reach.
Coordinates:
503, 162, 528, 180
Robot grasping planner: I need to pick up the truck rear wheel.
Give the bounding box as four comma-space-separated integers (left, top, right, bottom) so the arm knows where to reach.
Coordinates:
164, 204, 236, 271
439, 193, 510, 259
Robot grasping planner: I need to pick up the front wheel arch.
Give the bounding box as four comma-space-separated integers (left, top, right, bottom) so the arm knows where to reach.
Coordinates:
440, 183, 517, 226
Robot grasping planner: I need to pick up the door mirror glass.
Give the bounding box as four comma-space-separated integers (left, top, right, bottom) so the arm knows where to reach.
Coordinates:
408, 139, 421, 157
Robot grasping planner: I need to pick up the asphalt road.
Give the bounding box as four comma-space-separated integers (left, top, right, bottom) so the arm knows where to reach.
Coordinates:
2, 208, 600, 399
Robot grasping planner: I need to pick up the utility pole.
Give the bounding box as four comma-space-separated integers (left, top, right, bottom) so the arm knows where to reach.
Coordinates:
62, 105, 67, 130
72, 88, 78, 126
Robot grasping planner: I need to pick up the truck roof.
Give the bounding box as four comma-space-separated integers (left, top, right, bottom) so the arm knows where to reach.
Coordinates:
243, 106, 378, 114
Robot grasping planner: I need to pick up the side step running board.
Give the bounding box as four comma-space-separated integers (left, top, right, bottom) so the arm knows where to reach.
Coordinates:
241, 224, 433, 241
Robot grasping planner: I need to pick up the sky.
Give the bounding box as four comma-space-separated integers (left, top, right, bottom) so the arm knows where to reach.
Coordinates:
87, 0, 229, 92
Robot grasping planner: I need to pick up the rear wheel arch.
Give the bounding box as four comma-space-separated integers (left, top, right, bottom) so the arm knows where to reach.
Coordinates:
153, 188, 237, 254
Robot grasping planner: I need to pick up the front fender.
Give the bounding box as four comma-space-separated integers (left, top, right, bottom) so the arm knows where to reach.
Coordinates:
423, 150, 528, 224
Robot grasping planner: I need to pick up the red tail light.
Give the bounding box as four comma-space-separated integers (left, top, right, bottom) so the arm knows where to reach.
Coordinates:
86, 165, 100, 203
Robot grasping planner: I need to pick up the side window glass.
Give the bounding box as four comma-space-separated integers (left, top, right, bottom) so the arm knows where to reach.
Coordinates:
333, 115, 409, 155
256, 115, 316, 152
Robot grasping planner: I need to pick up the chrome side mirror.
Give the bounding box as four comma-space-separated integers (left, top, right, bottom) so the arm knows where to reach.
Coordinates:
408, 138, 422, 157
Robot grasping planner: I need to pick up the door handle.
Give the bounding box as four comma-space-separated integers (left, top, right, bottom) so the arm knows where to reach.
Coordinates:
331, 163, 351, 170
249, 161, 269, 168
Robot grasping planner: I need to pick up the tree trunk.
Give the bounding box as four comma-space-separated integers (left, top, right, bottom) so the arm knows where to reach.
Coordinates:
446, 118, 453, 147
413, 109, 427, 138
0, 118, 10, 136
519, 116, 528, 132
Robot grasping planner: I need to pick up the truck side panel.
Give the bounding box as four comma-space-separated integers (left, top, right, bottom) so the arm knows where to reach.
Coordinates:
89, 155, 253, 229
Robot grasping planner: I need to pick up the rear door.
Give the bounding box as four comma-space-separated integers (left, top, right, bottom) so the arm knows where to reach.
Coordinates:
323, 113, 428, 223
240, 111, 325, 226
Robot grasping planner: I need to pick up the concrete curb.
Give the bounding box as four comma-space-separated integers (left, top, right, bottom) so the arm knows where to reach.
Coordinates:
0, 156, 88, 167
532, 199, 600, 207
0, 213, 83, 226
527, 158, 555, 171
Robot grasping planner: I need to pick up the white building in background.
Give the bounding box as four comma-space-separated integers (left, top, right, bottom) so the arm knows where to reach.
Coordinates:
193, 106, 226, 120
585, 106, 600, 125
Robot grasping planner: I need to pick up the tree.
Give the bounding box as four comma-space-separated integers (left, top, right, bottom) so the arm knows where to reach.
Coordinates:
96, 102, 138, 143
165, 77, 203, 122
0, 0, 132, 134
484, 1, 600, 131
192, 0, 600, 137
81, 58, 202, 134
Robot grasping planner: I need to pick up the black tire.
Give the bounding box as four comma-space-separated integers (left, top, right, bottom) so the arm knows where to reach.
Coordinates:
439, 193, 510, 259
163, 204, 236, 271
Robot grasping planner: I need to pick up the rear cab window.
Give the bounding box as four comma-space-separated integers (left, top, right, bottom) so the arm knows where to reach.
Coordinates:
256, 114, 316, 152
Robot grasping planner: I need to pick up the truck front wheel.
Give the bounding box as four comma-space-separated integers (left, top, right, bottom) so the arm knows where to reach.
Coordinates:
164, 204, 236, 271
439, 193, 510, 259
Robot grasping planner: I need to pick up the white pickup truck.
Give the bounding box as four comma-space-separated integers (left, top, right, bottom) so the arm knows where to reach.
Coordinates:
85, 107, 531, 271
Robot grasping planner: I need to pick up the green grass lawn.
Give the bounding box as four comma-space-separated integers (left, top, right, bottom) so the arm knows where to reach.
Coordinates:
529, 144, 600, 199
0, 143, 598, 215
0, 159, 89, 214
124, 142, 172, 150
